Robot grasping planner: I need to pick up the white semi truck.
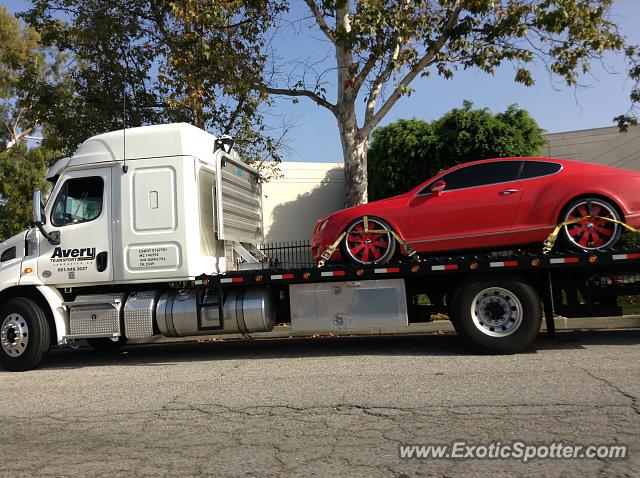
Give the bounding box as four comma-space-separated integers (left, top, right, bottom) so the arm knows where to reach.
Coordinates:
1, 123, 639, 371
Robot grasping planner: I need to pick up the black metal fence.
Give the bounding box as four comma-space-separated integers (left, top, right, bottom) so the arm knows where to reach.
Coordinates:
260, 240, 315, 269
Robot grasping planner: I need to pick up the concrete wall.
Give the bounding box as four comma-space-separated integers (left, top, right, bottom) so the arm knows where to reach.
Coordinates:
262, 162, 345, 242
543, 125, 640, 170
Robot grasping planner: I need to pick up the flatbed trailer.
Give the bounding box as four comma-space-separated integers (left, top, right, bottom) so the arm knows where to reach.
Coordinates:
185, 247, 640, 351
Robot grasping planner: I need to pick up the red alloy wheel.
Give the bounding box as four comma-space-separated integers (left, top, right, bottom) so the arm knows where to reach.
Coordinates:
343, 218, 396, 265
563, 199, 620, 250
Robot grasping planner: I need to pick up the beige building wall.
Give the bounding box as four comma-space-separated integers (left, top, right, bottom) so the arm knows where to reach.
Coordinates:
262, 162, 345, 242
543, 125, 640, 170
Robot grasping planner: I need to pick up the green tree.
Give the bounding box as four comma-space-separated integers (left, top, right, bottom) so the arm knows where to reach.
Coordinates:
0, 143, 54, 240
0, 4, 68, 151
258, 1, 639, 207
367, 119, 439, 201
24, 0, 286, 177
367, 101, 545, 200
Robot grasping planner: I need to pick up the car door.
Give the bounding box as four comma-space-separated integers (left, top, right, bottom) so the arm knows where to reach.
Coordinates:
512, 160, 564, 232
37, 167, 113, 285
407, 161, 523, 251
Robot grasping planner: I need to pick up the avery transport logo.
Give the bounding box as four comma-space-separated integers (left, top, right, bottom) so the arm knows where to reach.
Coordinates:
50, 247, 96, 262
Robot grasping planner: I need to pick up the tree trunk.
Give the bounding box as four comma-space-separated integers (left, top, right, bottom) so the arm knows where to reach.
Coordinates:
337, 108, 368, 207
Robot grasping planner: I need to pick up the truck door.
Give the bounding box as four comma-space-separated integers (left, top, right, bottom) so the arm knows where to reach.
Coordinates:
37, 167, 113, 285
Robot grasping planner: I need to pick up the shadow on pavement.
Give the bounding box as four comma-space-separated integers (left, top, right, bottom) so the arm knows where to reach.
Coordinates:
10, 328, 637, 372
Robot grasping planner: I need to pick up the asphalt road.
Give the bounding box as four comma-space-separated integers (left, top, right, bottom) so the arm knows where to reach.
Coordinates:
1, 330, 639, 478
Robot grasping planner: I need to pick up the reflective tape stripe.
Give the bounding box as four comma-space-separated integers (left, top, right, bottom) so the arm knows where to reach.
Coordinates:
489, 260, 519, 268
374, 267, 401, 274
431, 264, 458, 271
271, 273, 295, 280
612, 253, 640, 260
321, 270, 346, 277
220, 277, 244, 283
549, 257, 579, 264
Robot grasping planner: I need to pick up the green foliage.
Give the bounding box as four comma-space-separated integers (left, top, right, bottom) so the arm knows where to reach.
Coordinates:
0, 4, 68, 150
22, 0, 286, 175
367, 102, 545, 200
367, 119, 439, 202
0, 143, 54, 241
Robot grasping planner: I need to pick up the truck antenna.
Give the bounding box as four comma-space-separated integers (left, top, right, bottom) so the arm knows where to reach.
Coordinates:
122, 88, 128, 174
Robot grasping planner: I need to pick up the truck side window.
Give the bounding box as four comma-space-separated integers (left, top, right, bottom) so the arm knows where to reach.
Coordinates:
51, 177, 104, 227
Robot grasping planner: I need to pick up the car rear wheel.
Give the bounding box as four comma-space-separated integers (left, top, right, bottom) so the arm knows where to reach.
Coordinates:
560, 197, 621, 251
341, 217, 396, 265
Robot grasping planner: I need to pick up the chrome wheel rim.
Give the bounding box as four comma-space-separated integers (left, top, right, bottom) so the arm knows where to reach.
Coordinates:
1, 313, 29, 357
563, 200, 619, 250
471, 287, 523, 337
344, 218, 393, 264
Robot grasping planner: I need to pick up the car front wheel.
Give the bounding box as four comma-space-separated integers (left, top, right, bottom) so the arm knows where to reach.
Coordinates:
341, 217, 396, 265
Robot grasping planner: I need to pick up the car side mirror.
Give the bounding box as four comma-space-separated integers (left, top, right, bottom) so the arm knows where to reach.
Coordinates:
430, 180, 446, 197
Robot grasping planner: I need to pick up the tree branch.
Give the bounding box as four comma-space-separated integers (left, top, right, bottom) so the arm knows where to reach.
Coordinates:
361, 5, 463, 138
363, 42, 400, 126
304, 0, 335, 44
352, 50, 381, 94
261, 84, 336, 113
223, 94, 247, 134
4, 126, 35, 151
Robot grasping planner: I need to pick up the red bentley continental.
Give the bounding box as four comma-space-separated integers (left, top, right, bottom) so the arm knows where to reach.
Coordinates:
311, 157, 640, 265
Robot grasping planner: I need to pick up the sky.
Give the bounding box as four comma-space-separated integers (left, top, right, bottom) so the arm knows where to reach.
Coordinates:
3, 0, 640, 163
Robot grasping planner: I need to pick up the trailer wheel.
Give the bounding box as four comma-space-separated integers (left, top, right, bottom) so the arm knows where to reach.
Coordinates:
450, 276, 541, 354
0, 298, 50, 371
87, 336, 127, 351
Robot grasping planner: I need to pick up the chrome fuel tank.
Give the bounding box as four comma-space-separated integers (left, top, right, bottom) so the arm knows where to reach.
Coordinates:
156, 287, 275, 337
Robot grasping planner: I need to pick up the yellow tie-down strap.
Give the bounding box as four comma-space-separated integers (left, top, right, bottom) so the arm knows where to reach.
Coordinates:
543, 215, 640, 254
318, 216, 417, 267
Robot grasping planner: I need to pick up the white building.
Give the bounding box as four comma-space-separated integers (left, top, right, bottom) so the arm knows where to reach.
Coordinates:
262, 162, 345, 242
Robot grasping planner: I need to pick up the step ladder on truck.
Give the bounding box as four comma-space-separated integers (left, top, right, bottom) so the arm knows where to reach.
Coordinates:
1, 123, 639, 371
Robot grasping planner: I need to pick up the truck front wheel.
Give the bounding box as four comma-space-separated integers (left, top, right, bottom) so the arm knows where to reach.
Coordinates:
0, 298, 51, 371
450, 276, 541, 354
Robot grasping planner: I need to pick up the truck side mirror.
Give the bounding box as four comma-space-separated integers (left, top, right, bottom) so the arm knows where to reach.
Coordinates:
32, 190, 59, 245
33, 190, 45, 225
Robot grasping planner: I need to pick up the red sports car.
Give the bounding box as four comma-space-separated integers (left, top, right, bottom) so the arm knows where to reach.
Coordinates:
311, 157, 640, 265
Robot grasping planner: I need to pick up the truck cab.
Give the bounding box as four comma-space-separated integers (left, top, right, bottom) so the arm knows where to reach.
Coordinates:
0, 123, 267, 370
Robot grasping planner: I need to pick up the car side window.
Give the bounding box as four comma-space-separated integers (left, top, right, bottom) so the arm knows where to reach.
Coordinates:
51, 176, 104, 227
440, 161, 522, 191
519, 161, 561, 179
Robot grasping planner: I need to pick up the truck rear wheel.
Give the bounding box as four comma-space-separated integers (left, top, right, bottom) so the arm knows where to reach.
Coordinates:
0, 298, 50, 371
449, 275, 541, 354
